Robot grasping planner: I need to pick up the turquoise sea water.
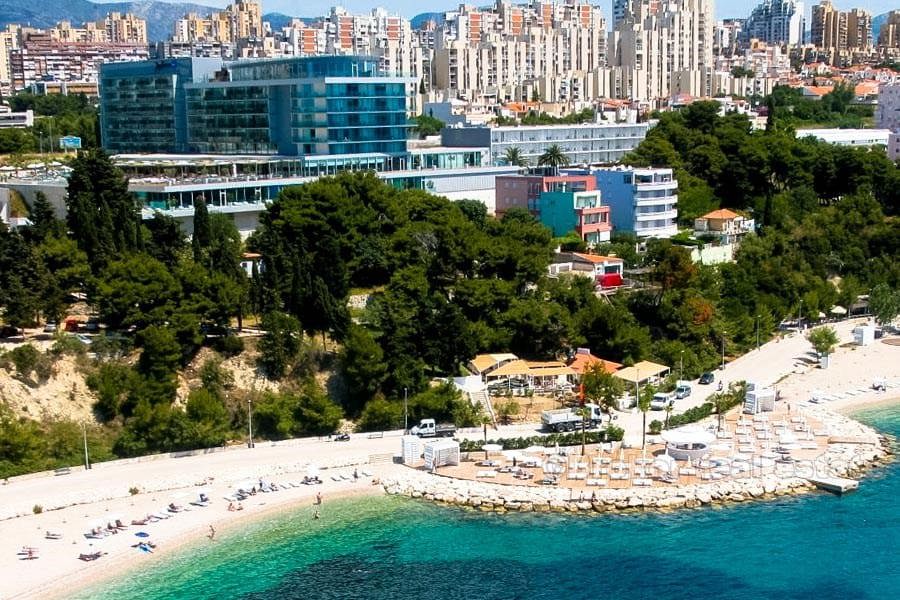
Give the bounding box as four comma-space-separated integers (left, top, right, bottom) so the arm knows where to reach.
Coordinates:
81, 404, 900, 600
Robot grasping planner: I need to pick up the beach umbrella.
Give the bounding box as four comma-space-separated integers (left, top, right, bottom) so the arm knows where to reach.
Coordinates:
135, 531, 150, 538
830, 305, 847, 315
483, 443, 503, 454
653, 453, 675, 473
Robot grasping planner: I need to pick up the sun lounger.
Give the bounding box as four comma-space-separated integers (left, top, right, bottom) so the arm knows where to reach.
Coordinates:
78, 551, 103, 562
45, 531, 62, 540
633, 478, 653, 486
476, 470, 496, 478
361, 470, 373, 477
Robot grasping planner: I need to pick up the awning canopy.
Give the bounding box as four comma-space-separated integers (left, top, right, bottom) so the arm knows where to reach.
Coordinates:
613, 360, 670, 384
830, 305, 847, 315
485, 359, 533, 379
526, 361, 576, 378
470, 353, 519, 374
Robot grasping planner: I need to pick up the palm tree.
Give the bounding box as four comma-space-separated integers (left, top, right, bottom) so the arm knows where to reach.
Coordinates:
638, 384, 656, 449
503, 146, 528, 167
537, 144, 569, 174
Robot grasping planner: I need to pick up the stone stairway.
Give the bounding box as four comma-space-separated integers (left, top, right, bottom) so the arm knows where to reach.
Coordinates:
469, 389, 497, 429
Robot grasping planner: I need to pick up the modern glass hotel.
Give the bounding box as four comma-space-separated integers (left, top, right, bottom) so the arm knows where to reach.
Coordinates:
100, 55, 416, 157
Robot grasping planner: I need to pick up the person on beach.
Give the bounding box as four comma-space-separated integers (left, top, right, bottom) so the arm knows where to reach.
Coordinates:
208, 525, 216, 540
313, 509, 320, 520
227, 502, 235, 512
316, 492, 322, 505
354, 468, 359, 481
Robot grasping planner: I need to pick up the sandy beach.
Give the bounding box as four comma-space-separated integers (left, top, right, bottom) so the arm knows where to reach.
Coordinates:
1, 317, 898, 599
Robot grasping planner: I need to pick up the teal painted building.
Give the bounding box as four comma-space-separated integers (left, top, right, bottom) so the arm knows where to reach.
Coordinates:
537, 189, 612, 245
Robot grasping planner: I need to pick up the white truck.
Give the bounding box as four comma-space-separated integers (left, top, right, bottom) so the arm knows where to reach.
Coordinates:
410, 418, 457, 438
541, 404, 604, 433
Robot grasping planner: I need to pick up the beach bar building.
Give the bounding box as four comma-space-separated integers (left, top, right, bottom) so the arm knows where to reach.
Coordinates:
661, 426, 714, 461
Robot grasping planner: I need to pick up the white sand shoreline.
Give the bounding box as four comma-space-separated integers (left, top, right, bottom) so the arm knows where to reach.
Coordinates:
1, 322, 898, 599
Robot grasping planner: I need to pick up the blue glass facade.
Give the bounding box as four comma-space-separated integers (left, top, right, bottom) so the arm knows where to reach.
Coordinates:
99, 58, 223, 154
101, 56, 415, 156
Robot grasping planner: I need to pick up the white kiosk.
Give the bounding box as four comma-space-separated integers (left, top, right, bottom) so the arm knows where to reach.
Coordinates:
401, 435, 421, 465
744, 381, 776, 414
424, 439, 460, 470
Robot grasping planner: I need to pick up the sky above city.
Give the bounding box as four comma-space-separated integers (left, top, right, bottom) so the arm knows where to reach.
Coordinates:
103, 1, 898, 21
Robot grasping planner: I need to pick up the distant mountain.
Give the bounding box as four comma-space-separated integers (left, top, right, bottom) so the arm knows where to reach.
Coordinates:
873, 12, 889, 44
411, 12, 445, 30
0, 0, 231, 42
263, 12, 318, 32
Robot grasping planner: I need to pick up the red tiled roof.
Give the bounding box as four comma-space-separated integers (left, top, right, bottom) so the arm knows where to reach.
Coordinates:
573, 253, 623, 264
700, 208, 741, 220
568, 353, 622, 375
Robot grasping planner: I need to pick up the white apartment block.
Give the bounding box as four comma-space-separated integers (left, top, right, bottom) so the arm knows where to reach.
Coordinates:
877, 84, 900, 161
611, 0, 715, 102
432, 1, 607, 104
441, 121, 650, 167
743, 1, 805, 46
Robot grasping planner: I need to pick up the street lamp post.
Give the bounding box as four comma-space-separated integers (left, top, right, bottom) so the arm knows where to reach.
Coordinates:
247, 398, 254, 448
404, 387, 408, 433
756, 315, 761, 351
798, 300, 803, 333
721, 331, 727, 371
679, 350, 684, 381
82, 423, 91, 470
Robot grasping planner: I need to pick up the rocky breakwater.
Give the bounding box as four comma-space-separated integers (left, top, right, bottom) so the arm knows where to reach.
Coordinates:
382, 411, 890, 515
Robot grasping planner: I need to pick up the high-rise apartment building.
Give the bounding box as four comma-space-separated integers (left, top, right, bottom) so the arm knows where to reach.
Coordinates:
879, 11, 900, 49
432, 1, 607, 103
0, 25, 19, 93
810, 1, 847, 51
845, 8, 871, 50
611, 0, 715, 101
173, 0, 264, 43
743, 0, 804, 46
104, 12, 148, 45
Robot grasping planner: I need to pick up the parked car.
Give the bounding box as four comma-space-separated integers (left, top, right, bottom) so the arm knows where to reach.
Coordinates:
650, 392, 675, 411
75, 334, 93, 346
699, 372, 715, 385
675, 383, 692, 399
0, 326, 24, 342
43, 322, 58, 333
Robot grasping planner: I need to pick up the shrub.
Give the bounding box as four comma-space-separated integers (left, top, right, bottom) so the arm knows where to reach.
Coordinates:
2, 344, 52, 385
32, 504, 42, 514
649, 420, 663, 435
50, 334, 87, 358
458, 424, 624, 452
213, 334, 244, 357
129, 486, 139, 496
356, 396, 403, 432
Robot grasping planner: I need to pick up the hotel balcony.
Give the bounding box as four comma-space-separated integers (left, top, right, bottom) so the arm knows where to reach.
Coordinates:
635, 209, 678, 222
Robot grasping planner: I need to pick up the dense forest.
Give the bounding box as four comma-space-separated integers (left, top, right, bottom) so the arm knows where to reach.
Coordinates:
1, 100, 899, 478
